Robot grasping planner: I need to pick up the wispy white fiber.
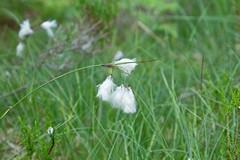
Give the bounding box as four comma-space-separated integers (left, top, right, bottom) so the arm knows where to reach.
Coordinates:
18, 19, 34, 39
16, 42, 24, 57
113, 58, 137, 77
113, 50, 124, 61
47, 126, 54, 135
96, 75, 116, 101
41, 20, 57, 38
109, 85, 137, 113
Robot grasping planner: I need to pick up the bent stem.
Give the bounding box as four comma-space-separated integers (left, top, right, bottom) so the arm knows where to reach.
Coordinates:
0, 58, 159, 120
101, 59, 159, 67
0, 64, 101, 120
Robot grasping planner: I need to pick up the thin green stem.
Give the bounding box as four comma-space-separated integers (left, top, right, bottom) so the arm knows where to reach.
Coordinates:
200, 53, 204, 92
1, 58, 159, 120
0, 64, 101, 120
101, 59, 160, 68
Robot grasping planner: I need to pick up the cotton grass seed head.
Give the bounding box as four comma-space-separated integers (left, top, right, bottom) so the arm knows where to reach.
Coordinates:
96, 75, 116, 102
41, 20, 57, 38
113, 58, 137, 77
97, 57, 139, 113
121, 86, 137, 113
113, 50, 124, 61
18, 19, 34, 39
47, 126, 54, 135
109, 84, 126, 109
5, 71, 11, 78
16, 42, 24, 57
109, 85, 137, 113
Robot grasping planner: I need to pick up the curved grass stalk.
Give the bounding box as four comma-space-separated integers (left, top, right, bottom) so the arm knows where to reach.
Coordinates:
0, 64, 101, 120
0, 59, 159, 120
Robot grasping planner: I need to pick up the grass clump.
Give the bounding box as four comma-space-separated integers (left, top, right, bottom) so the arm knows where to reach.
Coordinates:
220, 89, 240, 159
18, 116, 56, 159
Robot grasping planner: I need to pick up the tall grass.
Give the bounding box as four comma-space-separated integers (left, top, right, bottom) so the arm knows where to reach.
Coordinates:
0, 0, 240, 159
